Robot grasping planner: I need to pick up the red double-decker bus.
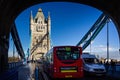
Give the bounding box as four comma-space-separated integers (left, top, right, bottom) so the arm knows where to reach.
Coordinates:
43, 46, 83, 79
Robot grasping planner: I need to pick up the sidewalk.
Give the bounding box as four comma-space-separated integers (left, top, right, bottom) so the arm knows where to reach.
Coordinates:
107, 71, 120, 79
106, 64, 120, 79
18, 63, 36, 80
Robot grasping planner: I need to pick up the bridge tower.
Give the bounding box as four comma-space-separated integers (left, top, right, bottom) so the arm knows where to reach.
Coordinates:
29, 8, 51, 60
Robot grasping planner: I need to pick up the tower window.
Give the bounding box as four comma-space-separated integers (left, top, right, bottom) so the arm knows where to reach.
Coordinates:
38, 20, 40, 24
36, 25, 42, 32
35, 18, 38, 23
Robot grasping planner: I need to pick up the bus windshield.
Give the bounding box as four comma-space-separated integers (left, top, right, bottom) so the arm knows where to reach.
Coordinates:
56, 47, 80, 60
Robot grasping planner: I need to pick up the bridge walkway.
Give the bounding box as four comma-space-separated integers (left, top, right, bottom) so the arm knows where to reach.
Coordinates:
18, 62, 36, 80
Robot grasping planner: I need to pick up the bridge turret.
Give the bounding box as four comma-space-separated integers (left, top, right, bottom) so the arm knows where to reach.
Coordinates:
30, 11, 34, 24
47, 12, 51, 51
30, 8, 51, 60
47, 12, 51, 35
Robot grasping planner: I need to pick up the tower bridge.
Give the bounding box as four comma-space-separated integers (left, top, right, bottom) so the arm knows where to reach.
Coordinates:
0, 0, 120, 79
30, 8, 51, 60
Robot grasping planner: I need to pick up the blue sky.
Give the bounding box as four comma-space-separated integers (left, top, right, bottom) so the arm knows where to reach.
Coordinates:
8, 2, 120, 60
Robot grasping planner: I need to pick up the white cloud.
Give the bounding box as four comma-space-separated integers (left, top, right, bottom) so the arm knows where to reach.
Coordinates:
8, 51, 19, 57
92, 45, 118, 52
84, 45, 120, 60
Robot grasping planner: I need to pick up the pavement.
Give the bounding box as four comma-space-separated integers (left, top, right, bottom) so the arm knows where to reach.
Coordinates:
107, 71, 120, 79
18, 63, 36, 80
106, 64, 120, 79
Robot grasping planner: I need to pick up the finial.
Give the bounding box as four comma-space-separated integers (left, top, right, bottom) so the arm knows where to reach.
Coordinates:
38, 8, 42, 12
30, 10, 33, 18
48, 11, 50, 19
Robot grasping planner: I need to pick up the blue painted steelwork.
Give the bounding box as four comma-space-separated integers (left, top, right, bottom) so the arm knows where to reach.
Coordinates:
76, 13, 109, 50
11, 22, 25, 59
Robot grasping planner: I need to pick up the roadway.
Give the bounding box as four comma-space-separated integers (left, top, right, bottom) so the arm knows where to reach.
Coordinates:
16, 62, 120, 80
37, 64, 120, 80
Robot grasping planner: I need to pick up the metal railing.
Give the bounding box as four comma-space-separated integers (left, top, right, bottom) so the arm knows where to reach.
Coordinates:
8, 61, 23, 69
0, 61, 23, 80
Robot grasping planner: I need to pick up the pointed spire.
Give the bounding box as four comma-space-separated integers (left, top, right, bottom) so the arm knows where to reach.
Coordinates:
47, 11, 51, 37
30, 11, 33, 19
35, 8, 45, 21
47, 11, 51, 24
48, 11, 51, 19
30, 10, 34, 23
38, 8, 42, 12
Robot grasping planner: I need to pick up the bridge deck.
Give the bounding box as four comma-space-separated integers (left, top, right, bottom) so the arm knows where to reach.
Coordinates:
1, 62, 120, 80
12, 63, 120, 80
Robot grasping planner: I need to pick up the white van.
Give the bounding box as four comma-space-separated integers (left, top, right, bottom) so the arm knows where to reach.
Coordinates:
82, 53, 106, 76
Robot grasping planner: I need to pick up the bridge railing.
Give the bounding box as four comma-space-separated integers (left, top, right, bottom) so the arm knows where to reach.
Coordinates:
104, 63, 120, 71
116, 64, 120, 71
0, 69, 18, 80
0, 61, 23, 80
8, 61, 23, 69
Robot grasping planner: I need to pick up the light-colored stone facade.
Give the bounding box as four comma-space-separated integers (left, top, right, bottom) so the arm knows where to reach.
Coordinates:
30, 8, 51, 60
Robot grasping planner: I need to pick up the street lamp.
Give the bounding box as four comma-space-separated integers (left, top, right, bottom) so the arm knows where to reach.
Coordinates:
107, 18, 110, 61
13, 39, 15, 62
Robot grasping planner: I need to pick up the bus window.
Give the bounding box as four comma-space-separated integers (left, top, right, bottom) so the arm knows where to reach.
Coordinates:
56, 48, 80, 60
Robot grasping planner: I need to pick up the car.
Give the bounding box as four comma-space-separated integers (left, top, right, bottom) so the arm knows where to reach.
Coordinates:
82, 53, 106, 76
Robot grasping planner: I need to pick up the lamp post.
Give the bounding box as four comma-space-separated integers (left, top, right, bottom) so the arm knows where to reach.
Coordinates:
107, 19, 110, 62
13, 39, 15, 62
